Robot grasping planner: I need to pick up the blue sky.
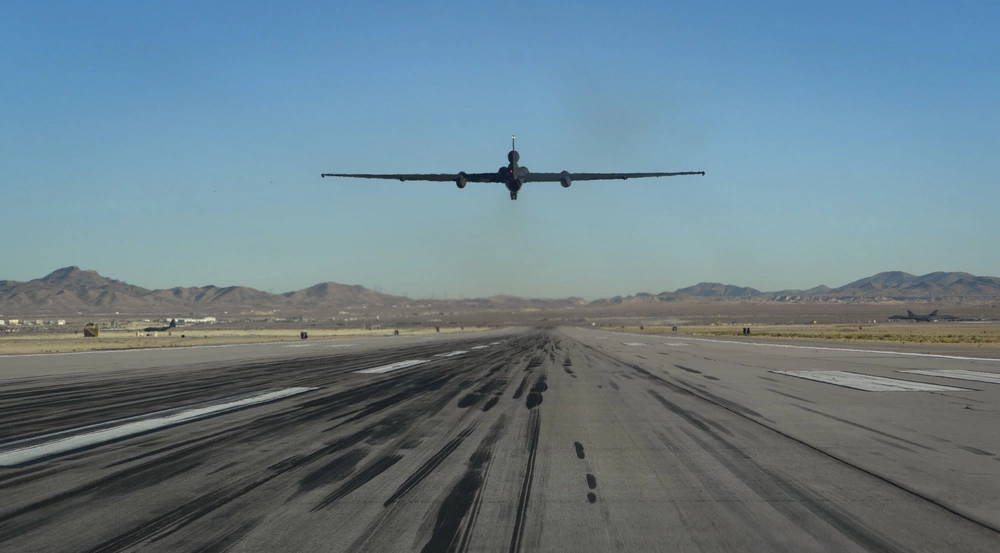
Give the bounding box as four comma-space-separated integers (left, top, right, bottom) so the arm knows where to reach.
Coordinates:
2, 1, 998, 298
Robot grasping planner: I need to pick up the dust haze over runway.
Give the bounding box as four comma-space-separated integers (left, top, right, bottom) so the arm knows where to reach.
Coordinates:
2, 328, 999, 552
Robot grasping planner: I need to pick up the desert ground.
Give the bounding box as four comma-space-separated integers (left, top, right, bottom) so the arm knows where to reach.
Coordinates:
0, 326, 488, 355
614, 322, 1000, 347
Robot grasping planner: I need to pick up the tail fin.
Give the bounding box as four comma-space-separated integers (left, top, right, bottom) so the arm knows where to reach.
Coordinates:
169, 319, 176, 328
929, 310, 938, 317
907, 310, 914, 317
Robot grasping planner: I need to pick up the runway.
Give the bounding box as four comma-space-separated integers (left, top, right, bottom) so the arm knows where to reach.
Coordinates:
1, 327, 999, 552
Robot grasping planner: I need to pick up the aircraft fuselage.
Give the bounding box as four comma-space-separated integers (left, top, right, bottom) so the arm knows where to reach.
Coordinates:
501, 149, 526, 199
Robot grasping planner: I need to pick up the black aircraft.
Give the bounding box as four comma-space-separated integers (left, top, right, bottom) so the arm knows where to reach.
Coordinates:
143, 319, 177, 332
321, 137, 705, 200
888, 310, 956, 322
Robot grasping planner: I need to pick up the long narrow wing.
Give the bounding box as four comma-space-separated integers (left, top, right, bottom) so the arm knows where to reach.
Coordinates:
321, 173, 502, 182
524, 171, 704, 182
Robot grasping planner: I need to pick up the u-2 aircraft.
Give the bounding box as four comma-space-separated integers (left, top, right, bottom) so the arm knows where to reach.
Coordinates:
321, 137, 705, 200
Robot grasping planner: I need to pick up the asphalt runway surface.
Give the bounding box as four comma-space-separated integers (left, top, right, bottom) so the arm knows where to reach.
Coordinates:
1, 327, 999, 552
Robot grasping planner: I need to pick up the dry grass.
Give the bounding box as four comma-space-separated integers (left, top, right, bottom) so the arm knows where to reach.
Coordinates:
613, 323, 1000, 346
0, 327, 489, 355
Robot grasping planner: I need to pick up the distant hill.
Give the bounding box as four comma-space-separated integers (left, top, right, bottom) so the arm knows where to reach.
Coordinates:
2, 267, 999, 317
282, 282, 409, 308
0, 267, 158, 313
675, 282, 761, 298
0, 267, 408, 316
596, 271, 1000, 304
825, 271, 1000, 299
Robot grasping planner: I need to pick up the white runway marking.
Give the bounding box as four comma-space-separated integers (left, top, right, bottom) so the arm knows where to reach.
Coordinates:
0, 387, 317, 467
356, 359, 428, 374
771, 370, 970, 392
436, 351, 467, 358
470, 345, 490, 350
623, 342, 646, 347
657, 336, 1000, 363
489, 341, 502, 345
665, 342, 688, 346
285, 343, 354, 349
898, 369, 1000, 385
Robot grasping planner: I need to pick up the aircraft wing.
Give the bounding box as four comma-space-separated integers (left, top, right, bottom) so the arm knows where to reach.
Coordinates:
523, 171, 705, 182
321, 173, 502, 182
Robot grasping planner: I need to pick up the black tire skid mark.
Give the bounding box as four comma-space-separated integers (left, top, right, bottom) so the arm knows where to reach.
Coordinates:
311, 454, 405, 511
680, 425, 910, 553
0, 333, 537, 550
575, 331, 1000, 539
674, 363, 701, 374
457, 369, 509, 410
383, 424, 478, 507
0, 335, 517, 441
337, 340, 548, 553
507, 409, 541, 553
0, 357, 484, 548
79, 474, 279, 553
187, 518, 259, 553
419, 416, 507, 553
298, 448, 370, 492
766, 388, 815, 404
0, 466, 62, 490
481, 396, 500, 412
647, 389, 734, 438
525, 375, 548, 409
512, 375, 529, 399
652, 425, 792, 533
0, 348, 408, 440
790, 404, 937, 452
0, 437, 221, 542
608, 346, 774, 423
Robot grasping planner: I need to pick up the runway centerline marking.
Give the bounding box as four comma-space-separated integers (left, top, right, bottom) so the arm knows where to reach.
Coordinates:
897, 369, 1000, 385
356, 359, 428, 374
639, 335, 1000, 363
435, 351, 467, 358
0, 387, 317, 467
665, 342, 688, 346
770, 370, 971, 392
470, 345, 490, 350
622, 342, 646, 347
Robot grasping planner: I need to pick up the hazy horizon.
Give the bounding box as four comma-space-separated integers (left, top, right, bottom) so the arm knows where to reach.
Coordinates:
6, 264, 998, 302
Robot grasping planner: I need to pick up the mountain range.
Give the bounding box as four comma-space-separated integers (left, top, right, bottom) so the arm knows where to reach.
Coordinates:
2, 267, 999, 317
600, 271, 1000, 305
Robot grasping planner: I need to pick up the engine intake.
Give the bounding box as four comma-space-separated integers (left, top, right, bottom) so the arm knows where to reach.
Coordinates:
560, 171, 571, 188
456, 172, 467, 189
